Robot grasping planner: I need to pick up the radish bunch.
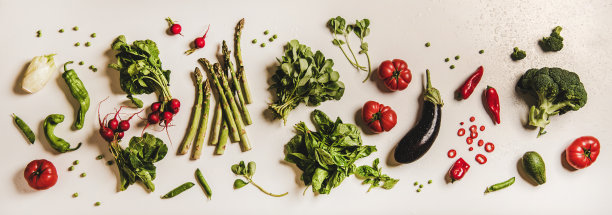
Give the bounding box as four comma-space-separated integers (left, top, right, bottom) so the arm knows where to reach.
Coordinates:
98, 100, 142, 142
144, 99, 181, 132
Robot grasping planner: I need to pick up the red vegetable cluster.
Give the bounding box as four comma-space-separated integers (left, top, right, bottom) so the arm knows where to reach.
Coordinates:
97, 100, 143, 142
144, 99, 181, 132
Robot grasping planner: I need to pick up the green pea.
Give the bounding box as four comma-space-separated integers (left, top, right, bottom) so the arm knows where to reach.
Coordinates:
479, 50, 484, 54
73, 160, 79, 165
85, 42, 91, 47
252, 39, 257, 44
94, 202, 101, 206
161, 182, 195, 199
264, 30, 269, 35
80, 173, 86, 177
416, 189, 421, 192
450, 65, 455, 69
428, 180, 432, 184
107, 160, 114, 165
419, 184, 424, 188
91, 33, 96, 38
68, 166, 74, 171
425, 42, 431, 47
260, 43, 266, 47
273, 34, 278, 39
73, 193, 78, 198
455, 55, 460, 60
74, 42, 80, 47
445, 58, 449, 62
413, 182, 418, 186
36, 30, 41, 37
73, 26, 79, 31
96, 155, 104, 160
269, 37, 274, 42
59, 29, 64, 33
79, 61, 84, 65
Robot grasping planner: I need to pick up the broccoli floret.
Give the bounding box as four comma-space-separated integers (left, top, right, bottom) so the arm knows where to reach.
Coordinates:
517, 67, 587, 136
511, 47, 526, 60
540, 26, 564, 52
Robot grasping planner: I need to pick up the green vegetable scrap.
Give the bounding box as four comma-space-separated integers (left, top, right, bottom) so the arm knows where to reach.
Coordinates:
231, 161, 288, 197
269, 40, 345, 124
284, 110, 377, 194
161, 182, 195, 199
327, 16, 372, 82
540, 26, 564, 52
43, 114, 82, 153
485, 177, 515, 193
62, 61, 90, 130
516, 67, 587, 136
511, 47, 526, 60
109, 133, 168, 192
12, 114, 35, 144
109, 35, 173, 107
355, 158, 399, 192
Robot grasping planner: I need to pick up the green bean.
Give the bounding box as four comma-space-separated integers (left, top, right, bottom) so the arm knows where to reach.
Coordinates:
195, 168, 212, 200
43, 114, 82, 153
62, 61, 90, 130
485, 177, 515, 193
161, 182, 195, 199
12, 114, 35, 144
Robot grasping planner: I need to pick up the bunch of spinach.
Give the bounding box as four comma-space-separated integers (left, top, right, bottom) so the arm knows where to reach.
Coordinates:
109, 132, 168, 192
355, 158, 399, 192
284, 110, 376, 194
109, 35, 173, 107
269, 40, 345, 124
327, 16, 372, 82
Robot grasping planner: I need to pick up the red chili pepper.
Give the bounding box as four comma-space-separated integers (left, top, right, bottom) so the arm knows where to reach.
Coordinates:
449, 157, 470, 182
458, 66, 484, 99
485, 86, 501, 124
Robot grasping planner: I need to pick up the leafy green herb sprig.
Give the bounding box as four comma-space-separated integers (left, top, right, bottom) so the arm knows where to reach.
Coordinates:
355, 158, 399, 192
231, 161, 288, 197
327, 16, 372, 82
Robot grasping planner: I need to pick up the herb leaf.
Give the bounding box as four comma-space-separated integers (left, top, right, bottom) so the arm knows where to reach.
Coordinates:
355, 158, 399, 192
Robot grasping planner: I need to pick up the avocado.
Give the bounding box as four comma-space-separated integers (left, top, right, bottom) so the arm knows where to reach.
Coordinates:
522, 151, 546, 185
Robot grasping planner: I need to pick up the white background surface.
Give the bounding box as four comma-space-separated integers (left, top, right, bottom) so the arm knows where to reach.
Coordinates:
1, 0, 611, 214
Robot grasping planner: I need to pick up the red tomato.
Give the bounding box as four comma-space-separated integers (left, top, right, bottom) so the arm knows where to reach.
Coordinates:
378, 59, 411, 91
24, 159, 58, 190
566, 136, 600, 169
362, 101, 397, 133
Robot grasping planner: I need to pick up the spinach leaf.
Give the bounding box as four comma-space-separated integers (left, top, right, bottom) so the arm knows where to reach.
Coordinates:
113, 132, 167, 192
283, 110, 376, 194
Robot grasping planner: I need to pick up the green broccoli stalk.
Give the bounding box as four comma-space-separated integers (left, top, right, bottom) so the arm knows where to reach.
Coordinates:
517, 67, 587, 136
511, 47, 526, 61
540, 26, 564, 52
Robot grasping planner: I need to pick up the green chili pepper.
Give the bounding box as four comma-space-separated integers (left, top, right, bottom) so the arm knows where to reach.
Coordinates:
62, 61, 90, 130
12, 114, 35, 144
485, 177, 515, 193
43, 114, 82, 153
195, 168, 212, 200
161, 182, 195, 199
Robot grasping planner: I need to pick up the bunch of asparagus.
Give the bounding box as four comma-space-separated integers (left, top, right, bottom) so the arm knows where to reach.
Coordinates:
180, 18, 253, 156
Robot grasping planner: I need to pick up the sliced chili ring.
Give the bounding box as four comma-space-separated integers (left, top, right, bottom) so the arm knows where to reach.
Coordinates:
447, 149, 457, 158
457, 128, 465, 136
475, 154, 487, 164
485, 142, 495, 152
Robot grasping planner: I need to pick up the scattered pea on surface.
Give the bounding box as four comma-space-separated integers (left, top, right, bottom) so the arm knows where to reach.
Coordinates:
260, 43, 266, 47
445, 58, 449, 62
94, 202, 101, 206
68, 166, 74, 171
479, 50, 484, 54
252, 39, 257, 44
36, 30, 41, 37
428, 180, 432, 184
59, 29, 64, 33
85, 42, 91, 47
73, 160, 79, 165
264, 30, 269, 35
450, 65, 455, 69
96, 155, 104, 160
425, 42, 431, 47
80, 173, 86, 177
268, 38, 274, 42
79, 61, 84, 65
107, 160, 114, 165
455, 55, 460, 60
75, 42, 80, 47
416, 189, 421, 192
72, 193, 78, 198
413, 182, 418, 186
91, 33, 96, 38
419, 184, 424, 188
273, 34, 278, 39
73, 26, 79, 31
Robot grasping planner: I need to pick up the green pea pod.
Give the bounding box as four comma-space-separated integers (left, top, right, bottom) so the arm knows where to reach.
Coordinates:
43, 114, 82, 153
13, 114, 35, 144
195, 168, 212, 200
62, 61, 90, 130
485, 177, 515, 193
161, 182, 195, 199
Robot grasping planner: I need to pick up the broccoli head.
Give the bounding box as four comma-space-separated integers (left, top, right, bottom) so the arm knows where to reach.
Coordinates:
517, 67, 587, 136
540, 26, 564, 52
511, 47, 526, 61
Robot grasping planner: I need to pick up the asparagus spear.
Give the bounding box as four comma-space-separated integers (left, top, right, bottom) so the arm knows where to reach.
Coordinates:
198, 58, 240, 142
191, 79, 211, 160
213, 63, 252, 152
222, 41, 252, 125
215, 120, 229, 155
178, 68, 204, 155
234, 18, 253, 104
209, 103, 222, 146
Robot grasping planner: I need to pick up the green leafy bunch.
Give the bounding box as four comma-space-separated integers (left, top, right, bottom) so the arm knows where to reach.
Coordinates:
269, 40, 345, 124
355, 158, 399, 192
109, 35, 172, 107
110, 132, 168, 192
284, 110, 377, 194
327, 16, 372, 82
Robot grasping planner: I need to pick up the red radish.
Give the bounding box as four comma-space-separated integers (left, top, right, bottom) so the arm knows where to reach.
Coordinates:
184, 25, 210, 55
118, 120, 130, 131
165, 17, 182, 35
162, 111, 174, 123
169, 99, 181, 111
108, 118, 119, 131
116, 131, 124, 140
148, 112, 161, 124
151, 102, 162, 112
100, 127, 114, 142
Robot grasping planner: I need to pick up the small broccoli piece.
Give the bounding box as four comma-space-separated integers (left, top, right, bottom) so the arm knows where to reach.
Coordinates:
517, 67, 587, 136
540, 26, 564, 52
511, 47, 526, 60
